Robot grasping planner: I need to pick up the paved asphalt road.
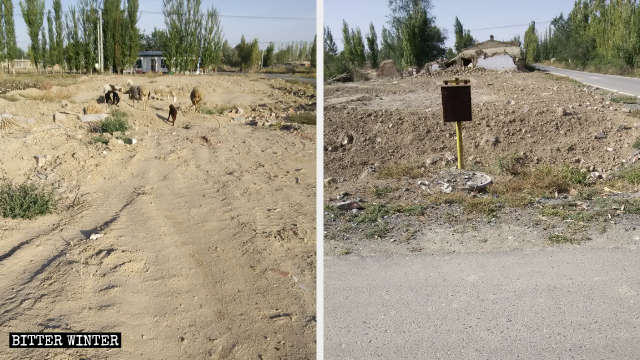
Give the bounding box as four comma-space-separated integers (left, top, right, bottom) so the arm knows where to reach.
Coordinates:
325, 248, 640, 359
535, 64, 640, 96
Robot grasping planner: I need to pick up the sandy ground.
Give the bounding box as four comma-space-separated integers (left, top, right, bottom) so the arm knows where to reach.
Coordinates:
0, 73, 315, 359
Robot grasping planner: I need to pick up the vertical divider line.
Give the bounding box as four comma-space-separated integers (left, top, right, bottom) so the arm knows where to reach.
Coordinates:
315, 0, 325, 358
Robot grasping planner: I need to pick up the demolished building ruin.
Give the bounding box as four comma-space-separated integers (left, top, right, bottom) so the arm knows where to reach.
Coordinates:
445, 35, 523, 71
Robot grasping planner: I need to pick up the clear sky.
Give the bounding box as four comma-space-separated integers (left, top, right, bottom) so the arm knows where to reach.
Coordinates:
325, 0, 575, 49
11, 0, 316, 52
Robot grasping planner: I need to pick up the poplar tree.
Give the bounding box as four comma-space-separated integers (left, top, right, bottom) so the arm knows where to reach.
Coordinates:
53, 0, 62, 64
20, 0, 45, 68
3, 0, 17, 61
47, 10, 55, 64
366, 22, 379, 68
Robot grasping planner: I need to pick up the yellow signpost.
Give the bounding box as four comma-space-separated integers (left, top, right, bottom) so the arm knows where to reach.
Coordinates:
441, 78, 472, 170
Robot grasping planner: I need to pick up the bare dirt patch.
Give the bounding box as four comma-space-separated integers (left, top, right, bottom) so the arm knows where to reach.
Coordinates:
325, 70, 640, 256
0, 73, 315, 359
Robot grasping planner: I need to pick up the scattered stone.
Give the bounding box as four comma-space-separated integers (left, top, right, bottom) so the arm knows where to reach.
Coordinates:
359, 165, 376, 179
89, 233, 104, 240
324, 177, 337, 186
336, 192, 350, 200
506, 99, 515, 105
341, 133, 354, 145
590, 171, 603, 180
245, 119, 258, 126
606, 147, 614, 152
594, 131, 607, 140
335, 200, 364, 210
34, 155, 48, 167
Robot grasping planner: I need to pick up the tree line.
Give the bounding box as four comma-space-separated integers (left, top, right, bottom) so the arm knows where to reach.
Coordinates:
325, 0, 476, 80
0, 0, 314, 73
526, 0, 640, 72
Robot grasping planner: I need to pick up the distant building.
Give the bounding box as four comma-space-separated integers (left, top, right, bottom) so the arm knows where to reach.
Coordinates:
136, 51, 169, 73
447, 35, 523, 71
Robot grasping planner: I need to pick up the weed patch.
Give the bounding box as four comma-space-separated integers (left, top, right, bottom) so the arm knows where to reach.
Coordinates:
547, 233, 587, 245
100, 110, 129, 134
287, 112, 316, 125
0, 180, 56, 219
611, 95, 639, 104
91, 135, 109, 144
377, 163, 423, 179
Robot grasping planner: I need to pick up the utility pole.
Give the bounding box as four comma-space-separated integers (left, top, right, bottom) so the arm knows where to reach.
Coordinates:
98, 11, 104, 73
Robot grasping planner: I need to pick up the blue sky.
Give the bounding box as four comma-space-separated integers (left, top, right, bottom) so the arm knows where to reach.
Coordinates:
12, 0, 316, 51
325, 0, 575, 49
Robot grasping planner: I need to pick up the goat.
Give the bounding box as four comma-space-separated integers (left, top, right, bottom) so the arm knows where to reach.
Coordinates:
168, 104, 178, 126
105, 90, 120, 106
127, 85, 151, 110
190, 87, 202, 112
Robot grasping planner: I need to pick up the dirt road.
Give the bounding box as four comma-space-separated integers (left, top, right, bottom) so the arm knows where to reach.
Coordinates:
0, 73, 315, 359
326, 248, 640, 359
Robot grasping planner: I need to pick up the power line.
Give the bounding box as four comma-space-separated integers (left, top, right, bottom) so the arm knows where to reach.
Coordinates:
138, 10, 314, 21
470, 20, 552, 32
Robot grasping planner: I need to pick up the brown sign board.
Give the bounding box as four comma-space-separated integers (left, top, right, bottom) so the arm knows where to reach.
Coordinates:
441, 83, 472, 123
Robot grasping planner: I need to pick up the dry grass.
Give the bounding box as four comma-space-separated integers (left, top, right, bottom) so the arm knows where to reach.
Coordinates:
20, 88, 71, 102
377, 163, 423, 179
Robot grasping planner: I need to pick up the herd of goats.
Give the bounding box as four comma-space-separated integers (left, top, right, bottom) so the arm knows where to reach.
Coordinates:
102, 81, 203, 126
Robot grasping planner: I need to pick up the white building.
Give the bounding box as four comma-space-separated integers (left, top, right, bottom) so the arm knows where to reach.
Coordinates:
135, 51, 169, 73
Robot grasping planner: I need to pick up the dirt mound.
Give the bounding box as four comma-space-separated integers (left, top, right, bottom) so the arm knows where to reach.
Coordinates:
325, 71, 640, 184
377, 60, 400, 79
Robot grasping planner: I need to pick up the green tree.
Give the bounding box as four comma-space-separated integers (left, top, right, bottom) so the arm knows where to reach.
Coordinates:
46, 10, 55, 64
163, 0, 204, 72
454, 17, 474, 53
310, 35, 316, 68
20, 0, 45, 68
324, 26, 337, 56
124, 0, 140, 70
399, 1, 444, 68
263, 42, 275, 67
235, 35, 260, 72
199, 6, 223, 72
40, 27, 47, 67
3, 0, 17, 61
366, 22, 379, 68
524, 21, 538, 64
53, 0, 62, 64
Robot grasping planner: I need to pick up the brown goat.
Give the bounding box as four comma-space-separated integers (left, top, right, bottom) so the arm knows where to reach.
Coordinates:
190, 87, 202, 112
168, 104, 178, 126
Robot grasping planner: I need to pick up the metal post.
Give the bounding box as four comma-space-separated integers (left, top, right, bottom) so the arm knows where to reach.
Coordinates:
456, 121, 464, 169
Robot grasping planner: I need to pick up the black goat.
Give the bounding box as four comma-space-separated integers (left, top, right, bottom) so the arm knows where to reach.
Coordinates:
105, 90, 120, 106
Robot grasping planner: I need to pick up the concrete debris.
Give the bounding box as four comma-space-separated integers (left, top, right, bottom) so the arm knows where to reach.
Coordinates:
335, 200, 364, 210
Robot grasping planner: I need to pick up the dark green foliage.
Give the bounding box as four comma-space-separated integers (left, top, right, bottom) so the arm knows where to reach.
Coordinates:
0, 180, 56, 219
20, 0, 45, 68
100, 110, 128, 134
524, 21, 538, 64
536, 1, 640, 72
366, 22, 379, 68
263, 42, 275, 67
141, 28, 168, 51
342, 20, 366, 67
324, 26, 338, 56
53, 0, 62, 64
454, 17, 474, 53
2, 0, 18, 61
235, 35, 260, 72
